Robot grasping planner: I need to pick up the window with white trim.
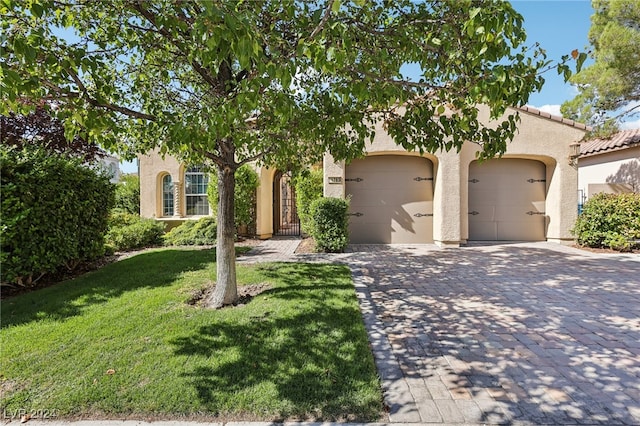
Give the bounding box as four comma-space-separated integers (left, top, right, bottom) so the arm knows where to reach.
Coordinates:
185, 166, 209, 215
162, 174, 174, 216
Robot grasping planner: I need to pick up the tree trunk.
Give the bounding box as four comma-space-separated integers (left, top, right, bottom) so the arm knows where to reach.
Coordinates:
207, 164, 238, 308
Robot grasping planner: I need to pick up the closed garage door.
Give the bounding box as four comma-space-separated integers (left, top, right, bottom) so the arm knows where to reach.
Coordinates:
346, 155, 433, 244
468, 159, 546, 241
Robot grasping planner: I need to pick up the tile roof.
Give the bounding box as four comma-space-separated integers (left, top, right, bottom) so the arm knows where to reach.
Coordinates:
515, 105, 591, 130
580, 128, 640, 157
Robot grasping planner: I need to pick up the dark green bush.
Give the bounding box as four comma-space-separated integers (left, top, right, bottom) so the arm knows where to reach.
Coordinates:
113, 174, 140, 214
1, 146, 114, 287
309, 197, 350, 253
572, 192, 640, 251
294, 168, 323, 235
105, 212, 165, 252
163, 216, 217, 246
207, 164, 259, 232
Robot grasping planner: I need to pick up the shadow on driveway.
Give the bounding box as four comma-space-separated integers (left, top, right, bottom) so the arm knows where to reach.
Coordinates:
347, 243, 640, 424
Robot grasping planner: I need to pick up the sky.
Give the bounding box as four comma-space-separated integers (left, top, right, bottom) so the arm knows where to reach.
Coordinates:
120, 1, 620, 174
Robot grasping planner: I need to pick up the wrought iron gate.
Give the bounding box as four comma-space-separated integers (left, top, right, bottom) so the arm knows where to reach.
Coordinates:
273, 171, 300, 236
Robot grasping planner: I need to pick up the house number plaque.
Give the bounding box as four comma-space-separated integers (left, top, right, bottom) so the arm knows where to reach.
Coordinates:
328, 176, 343, 184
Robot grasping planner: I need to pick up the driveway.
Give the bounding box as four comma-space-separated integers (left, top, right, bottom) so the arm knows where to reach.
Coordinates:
343, 243, 640, 425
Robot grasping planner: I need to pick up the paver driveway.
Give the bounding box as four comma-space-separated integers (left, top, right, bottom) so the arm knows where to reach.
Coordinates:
345, 243, 640, 425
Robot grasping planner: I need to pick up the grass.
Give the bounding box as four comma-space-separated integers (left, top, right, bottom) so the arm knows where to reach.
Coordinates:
0, 248, 384, 421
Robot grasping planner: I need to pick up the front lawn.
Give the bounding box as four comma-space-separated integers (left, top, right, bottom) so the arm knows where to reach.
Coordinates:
0, 248, 383, 421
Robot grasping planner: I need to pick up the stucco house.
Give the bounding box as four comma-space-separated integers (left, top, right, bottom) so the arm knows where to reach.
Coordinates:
139, 105, 587, 246
578, 128, 640, 205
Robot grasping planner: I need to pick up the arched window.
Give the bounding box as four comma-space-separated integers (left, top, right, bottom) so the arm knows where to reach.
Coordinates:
185, 166, 209, 215
162, 174, 174, 216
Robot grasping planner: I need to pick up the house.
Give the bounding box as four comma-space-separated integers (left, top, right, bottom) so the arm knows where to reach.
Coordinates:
578, 128, 640, 205
139, 105, 587, 246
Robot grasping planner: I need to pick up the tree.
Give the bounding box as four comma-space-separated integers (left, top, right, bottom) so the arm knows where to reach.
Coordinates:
1, 107, 105, 162
561, 0, 640, 132
2, 0, 577, 308
114, 174, 141, 215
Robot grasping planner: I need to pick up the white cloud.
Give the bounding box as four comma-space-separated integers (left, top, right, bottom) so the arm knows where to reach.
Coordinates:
535, 104, 563, 117
621, 118, 640, 130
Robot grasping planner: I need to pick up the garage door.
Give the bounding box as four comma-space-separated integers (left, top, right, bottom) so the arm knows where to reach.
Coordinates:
468, 159, 546, 241
346, 155, 433, 244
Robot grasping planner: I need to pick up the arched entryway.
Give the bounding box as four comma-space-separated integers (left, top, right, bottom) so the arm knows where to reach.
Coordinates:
273, 170, 300, 236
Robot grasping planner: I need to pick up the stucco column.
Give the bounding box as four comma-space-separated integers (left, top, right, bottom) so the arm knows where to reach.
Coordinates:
432, 150, 462, 247
323, 153, 346, 198
173, 181, 183, 217
545, 161, 578, 244
255, 168, 273, 239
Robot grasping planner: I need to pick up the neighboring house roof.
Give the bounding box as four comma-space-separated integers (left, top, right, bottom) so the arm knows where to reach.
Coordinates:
579, 128, 640, 158
516, 105, 590, 131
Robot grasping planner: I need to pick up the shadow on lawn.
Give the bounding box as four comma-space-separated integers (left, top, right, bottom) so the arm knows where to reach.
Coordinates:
170, 263, 383, 422
1, 249, 213, 328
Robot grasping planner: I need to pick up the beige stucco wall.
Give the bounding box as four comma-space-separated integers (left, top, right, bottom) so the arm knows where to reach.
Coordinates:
323, 106, 586, 246
578, 146, 640, 199
139, 150, 185, 220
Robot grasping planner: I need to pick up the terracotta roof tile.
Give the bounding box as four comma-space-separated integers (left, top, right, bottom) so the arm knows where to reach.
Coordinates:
515, 105, 590, 130
580, 128, 640, 157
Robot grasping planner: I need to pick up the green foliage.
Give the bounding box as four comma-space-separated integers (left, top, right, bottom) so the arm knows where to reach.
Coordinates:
309, 197, 350, 253
113, 174, 140, 214
105, 212, 165, 252
208, 164, 259, 229
572, 193, 640, 251
163, 216, 217, 246
0, 146, 114, 287
2, 0, 585, 297
562, 0, 640, 129
294, 169, 324, 235
0, 253, 383, 420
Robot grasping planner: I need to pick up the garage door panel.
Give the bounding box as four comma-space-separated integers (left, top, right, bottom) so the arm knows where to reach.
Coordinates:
470, 221, 498, 240
346, 155, 433, 244
497, 220, 545, 241
469, 159, 546, 241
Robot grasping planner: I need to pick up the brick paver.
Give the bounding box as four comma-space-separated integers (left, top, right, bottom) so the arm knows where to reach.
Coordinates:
244, 240, 639, 424
343, 243, 640, 425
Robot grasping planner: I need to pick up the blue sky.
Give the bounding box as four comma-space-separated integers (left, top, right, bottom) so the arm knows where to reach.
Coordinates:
121, 1, 600, 174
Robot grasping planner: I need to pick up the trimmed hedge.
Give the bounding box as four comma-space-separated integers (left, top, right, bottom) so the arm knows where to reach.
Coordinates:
105, 212, 165, 252
309, 197, 350, 253
294, 169, 323, 235
163, 216, 217, 246
1, 146, 114, 287
572, 192, 640, 252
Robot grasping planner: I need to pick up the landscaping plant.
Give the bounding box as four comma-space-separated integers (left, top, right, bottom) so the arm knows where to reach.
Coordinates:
572, 192, 640, 251
164, 216, 218, 246
0, 145, 114, 287
105, 212, 165, 252
309, 197, 350, 253
294, 169, 324, 236
208, 164, 259, 235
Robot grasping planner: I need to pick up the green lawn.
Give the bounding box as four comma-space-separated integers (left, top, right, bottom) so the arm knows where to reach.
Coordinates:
0, 248, 384, 421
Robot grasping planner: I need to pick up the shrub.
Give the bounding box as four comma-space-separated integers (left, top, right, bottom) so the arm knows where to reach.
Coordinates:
309, 197, 350, 253
1, 146, 114, 287
163, 216, 217, 246
572, 192, 640, 251
105, 212, 165, 252
113, 174, 140, 214
294, 169, 323, 235
207, 164, 259, 233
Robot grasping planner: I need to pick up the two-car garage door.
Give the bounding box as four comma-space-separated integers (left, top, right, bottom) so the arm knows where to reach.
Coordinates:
345, 156, 547, 244
346, 155, 434, 244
